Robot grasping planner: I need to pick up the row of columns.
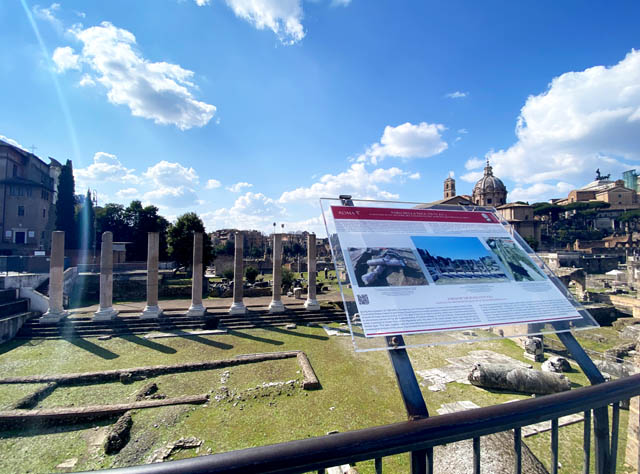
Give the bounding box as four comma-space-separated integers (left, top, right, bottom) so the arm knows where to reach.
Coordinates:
40, 230, 320, 322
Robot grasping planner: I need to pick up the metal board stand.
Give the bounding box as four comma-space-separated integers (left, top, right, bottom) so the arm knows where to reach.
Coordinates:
337, 196, 610, 474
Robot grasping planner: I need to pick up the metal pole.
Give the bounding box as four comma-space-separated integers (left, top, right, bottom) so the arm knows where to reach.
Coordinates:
340, 196, 429, 474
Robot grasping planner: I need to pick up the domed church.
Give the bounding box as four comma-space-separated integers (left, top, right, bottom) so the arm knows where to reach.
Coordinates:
471, 160, 507, 206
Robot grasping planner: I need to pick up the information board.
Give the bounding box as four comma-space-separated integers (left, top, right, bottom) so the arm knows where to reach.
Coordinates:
321, 199, 597, 349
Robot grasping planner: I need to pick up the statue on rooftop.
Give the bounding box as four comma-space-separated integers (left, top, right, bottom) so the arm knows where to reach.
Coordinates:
596, 168, 601, 180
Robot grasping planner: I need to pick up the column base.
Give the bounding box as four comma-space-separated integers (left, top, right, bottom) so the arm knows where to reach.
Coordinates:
268, 300, 286, 313
304, 298, 320, 311
40, 310, 69, 324
228, 302, 247, 315
93, 307, 119, 321
186, 304, 206, 317
141, 305, 163, 319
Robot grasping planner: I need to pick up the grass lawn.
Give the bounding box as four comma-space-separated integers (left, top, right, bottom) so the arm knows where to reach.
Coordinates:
0, 323, 633, 473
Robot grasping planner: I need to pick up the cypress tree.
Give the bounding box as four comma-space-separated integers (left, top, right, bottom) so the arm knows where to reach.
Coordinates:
77, 189, 95, 251
55, 159, 77, 248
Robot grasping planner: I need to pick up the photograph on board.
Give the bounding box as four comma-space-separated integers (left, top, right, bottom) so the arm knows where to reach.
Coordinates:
348, 247, 429, 287
411, 236, 509, 285
485, 237, 547, 282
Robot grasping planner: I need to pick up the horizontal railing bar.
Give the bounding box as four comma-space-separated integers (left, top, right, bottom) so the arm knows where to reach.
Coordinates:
86, 373, 640, 474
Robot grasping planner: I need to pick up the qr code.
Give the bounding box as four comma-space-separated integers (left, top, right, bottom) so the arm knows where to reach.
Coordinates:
357, 294, 370, 305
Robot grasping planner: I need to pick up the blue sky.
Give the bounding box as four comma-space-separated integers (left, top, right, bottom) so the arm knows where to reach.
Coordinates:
411, 236, 492, 261
1, 1, 639, 234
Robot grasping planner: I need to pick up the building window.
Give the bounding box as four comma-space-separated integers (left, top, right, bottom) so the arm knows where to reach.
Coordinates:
42, 209, 46, 218
41, 189, 49, 200
18, 206, 24, 216
26, 187, 32, 197
12, 164, 17, 177
41, 231, 45, 239
487, 198, 492, 204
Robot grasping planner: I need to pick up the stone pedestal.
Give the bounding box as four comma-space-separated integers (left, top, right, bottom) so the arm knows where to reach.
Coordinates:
94, 232, 119, 321
229, 231, 247, 315
187, 233, 206, 316
522, 336, 544, 362
141, 232, 163, 319
304, 233, 320, 311
269, 234, 285, 313
41, 231, 69, 323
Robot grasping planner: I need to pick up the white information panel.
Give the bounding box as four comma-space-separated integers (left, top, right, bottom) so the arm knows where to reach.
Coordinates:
321, 199, 598, 352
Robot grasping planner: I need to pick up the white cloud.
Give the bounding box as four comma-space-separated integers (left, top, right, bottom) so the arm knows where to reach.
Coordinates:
460, 171, 483, 183
205, 179, 222, 189
0, 135, 28, 152
61, 21, 215, 130
143, 186, 200, 208
409, 172, 421, 180
465, 157, 484, 170
458, 128, 468, 134
448, 170, 455, 178
202, 192, 285, 230
445, 91, 468, 99
358, 122, 448, 165
509, 182, 575, 203
33, 3, 62, 30
223, 0, 305, 45
279, 163, 409, 203
52, 46, 80, 73
487, 49, 640, 201
195, 0, 210, 5
143, 160, 198, 187
115, 187, 139, 199
226, 181, 253, 192
75, 152, 140, 184
331, 0, 352, 5
139, 160, 200, 208
78, 74, 96, 87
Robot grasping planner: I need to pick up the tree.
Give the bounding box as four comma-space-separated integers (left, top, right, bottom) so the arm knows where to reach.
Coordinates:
282, 268, 294, 290
125, 201, 170, 261
245, 266, 259, 283
76, 190, 95, 251
55, 159, 77, 248
94, 201, 170, 260
95, 203, 129, 246
167, 212, 212, 268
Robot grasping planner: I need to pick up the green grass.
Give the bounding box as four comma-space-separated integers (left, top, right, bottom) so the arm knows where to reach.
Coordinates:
0, 325, 633, 474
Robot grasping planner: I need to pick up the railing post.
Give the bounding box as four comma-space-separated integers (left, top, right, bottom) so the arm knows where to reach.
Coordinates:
556, 330, 610, 473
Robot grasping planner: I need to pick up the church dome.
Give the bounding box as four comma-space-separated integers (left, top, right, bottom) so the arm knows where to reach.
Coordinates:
471, 160, 508, 206
473, 162, 506, 195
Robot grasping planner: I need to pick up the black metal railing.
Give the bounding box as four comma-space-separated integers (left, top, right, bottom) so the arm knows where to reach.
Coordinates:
91, 372, 640, 474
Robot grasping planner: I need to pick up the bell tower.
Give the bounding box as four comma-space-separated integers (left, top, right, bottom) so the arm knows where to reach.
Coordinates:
444, 176, 456, 199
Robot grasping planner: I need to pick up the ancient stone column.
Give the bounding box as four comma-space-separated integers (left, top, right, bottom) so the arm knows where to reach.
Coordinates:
187, 232, 206, 316
268, 233, 285, 313
229, 231, 247, 315
94, 232, 118, 321
304, 233, 320, 311
40, 231, 68, 323
141, 232, 163, 319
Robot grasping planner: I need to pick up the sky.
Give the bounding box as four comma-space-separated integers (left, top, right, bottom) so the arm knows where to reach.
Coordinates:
1, 1, 640, 235
411, 236, 492, 261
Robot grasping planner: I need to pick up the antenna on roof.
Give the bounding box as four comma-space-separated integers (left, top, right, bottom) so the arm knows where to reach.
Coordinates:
29, 145, 37, 154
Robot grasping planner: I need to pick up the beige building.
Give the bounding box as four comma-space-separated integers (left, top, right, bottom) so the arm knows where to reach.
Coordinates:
496, 203, 542, 244
0, 139, 60, 255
